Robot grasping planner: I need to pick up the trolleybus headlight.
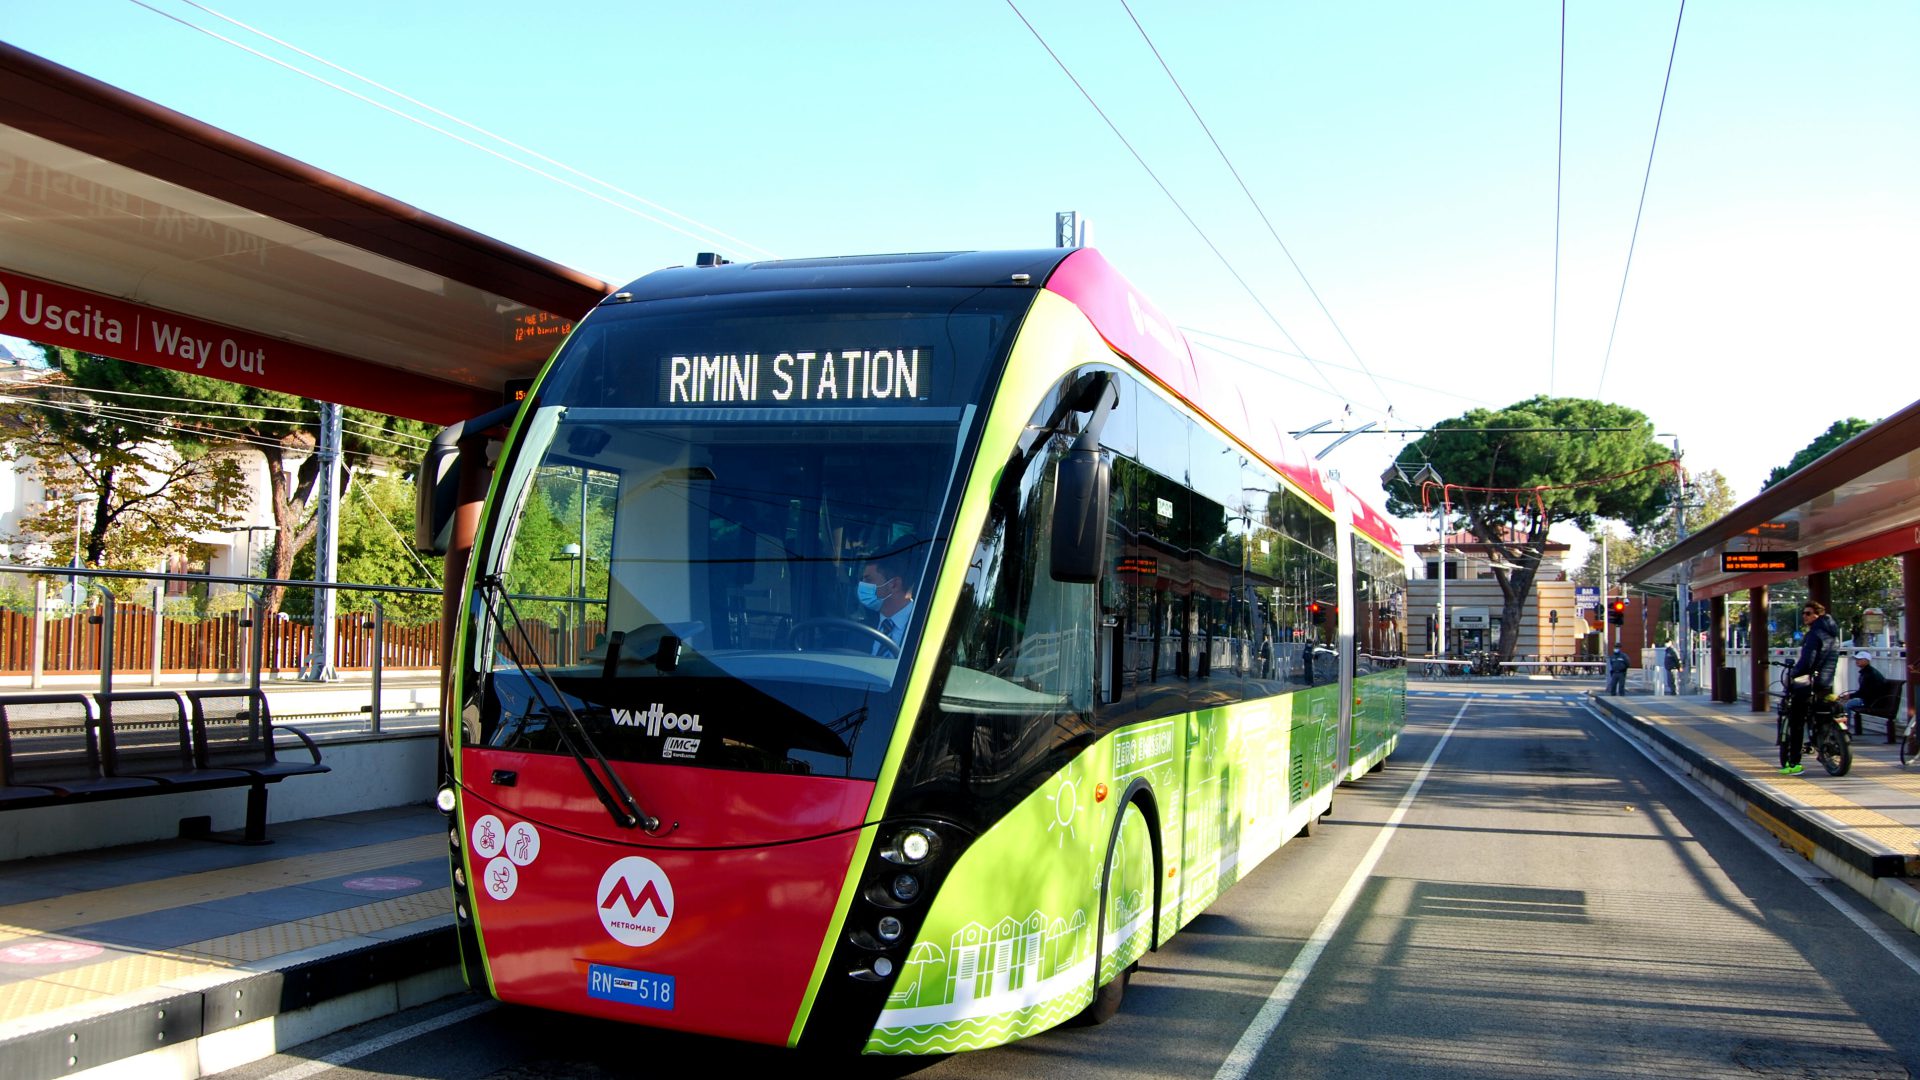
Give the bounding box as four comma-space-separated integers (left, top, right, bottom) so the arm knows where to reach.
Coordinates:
899, 828, 933, 863
453, 867, 466, 888
449, 827, 460, 849
872, 957, 894, 978
435, 786, 458, 813
456, 903, 470, 922
877, 916, 903, 942
890, 873, 921, 903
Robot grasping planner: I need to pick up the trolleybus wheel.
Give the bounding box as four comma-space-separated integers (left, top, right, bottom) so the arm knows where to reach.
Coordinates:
1077, 798, 1152, 1026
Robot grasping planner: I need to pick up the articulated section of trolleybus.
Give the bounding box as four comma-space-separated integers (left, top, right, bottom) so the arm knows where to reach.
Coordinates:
456, 749, 872, 1044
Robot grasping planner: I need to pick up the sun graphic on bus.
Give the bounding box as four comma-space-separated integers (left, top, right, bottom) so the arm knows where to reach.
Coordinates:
1047, 777, 1080, 847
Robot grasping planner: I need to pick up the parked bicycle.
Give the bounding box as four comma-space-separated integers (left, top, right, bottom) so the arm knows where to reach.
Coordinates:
1775, 661, 1851, 777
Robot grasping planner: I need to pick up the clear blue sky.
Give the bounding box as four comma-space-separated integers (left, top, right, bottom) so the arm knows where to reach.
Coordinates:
5, 0, 1915, 546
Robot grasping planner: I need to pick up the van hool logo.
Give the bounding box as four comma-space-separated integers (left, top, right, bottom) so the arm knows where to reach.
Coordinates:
611, 703, 703, 737
598, 856, 675, 947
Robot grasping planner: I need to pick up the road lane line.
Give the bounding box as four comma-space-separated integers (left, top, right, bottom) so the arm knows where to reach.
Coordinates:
1585, 702, 1920, 978
256, 1000, 496, 1080
1213, 695, 1473, 1080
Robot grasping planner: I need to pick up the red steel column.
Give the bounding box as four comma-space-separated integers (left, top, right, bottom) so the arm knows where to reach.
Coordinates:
1905, 552, 1920, 723
1750, 584, 1769, 713
1710, 594, 1727, 703
1808, 570, 1832, 616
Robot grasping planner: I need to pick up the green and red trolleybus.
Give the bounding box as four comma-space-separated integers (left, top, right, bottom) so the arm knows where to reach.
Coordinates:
422, 247, 1407, 1054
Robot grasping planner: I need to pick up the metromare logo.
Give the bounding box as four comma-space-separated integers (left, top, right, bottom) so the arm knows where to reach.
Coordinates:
597, 856, 676, 947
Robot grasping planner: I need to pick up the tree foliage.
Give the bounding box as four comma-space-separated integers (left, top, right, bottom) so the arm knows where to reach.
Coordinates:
1763, 418, 1874, 490
1763, 420, 1903, 642
1384, 396, 1674, 659
1, 348, 249, 580
283, 474, 444, 624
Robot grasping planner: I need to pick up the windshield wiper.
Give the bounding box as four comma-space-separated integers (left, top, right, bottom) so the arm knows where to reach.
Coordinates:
480, 576, 660, 832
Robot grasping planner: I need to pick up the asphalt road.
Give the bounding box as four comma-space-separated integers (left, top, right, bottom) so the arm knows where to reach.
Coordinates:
218, 684, 1920, 1080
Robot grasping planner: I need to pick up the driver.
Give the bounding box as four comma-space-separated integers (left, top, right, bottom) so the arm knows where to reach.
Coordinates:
858, 538, 920, 655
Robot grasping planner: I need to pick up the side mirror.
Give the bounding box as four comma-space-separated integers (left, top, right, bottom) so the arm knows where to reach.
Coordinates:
414, 438, 461, 555
1049, 448, 1109, 584
414, 402, 520, 555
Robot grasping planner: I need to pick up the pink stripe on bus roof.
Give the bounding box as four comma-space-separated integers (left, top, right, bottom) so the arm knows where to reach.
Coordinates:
1045, 248, 1401, 554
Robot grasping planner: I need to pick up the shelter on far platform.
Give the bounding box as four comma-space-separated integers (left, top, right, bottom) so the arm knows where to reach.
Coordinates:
1623, 400, 1919, 716
0, 42, 612, 425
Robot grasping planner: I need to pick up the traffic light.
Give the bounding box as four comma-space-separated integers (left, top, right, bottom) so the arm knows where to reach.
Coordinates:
1308, 601, 1325, 625
1608, 599, 1627, 625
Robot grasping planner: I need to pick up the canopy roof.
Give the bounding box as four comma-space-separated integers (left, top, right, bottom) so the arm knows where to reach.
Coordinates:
0, 43, 610, 423
1624, 399, 1920, 599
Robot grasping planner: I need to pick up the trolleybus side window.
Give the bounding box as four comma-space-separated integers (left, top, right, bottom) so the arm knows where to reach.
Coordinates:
897, 375, 1101, 819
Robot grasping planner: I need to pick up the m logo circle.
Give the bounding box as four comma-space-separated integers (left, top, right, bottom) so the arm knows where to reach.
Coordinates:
596, 856, 675, 947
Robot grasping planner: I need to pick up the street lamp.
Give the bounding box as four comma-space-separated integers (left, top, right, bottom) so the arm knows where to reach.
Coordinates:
552, 543, 584, 664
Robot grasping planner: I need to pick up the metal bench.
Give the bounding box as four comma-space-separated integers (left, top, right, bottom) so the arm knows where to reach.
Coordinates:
0, 690, 328, 842
1851, 679, 1908, 742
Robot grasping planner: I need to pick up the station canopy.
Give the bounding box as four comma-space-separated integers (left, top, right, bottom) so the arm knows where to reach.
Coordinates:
0, 43, 611, 425
1624, 398, 1920, 599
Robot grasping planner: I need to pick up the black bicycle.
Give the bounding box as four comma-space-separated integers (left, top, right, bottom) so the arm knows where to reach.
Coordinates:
1774, 661, 1851, 777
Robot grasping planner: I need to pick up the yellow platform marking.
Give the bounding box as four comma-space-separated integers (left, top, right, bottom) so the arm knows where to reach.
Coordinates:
1643, 714, 1920, 853
0, 834, 441, 947
0, 895, 452, 1024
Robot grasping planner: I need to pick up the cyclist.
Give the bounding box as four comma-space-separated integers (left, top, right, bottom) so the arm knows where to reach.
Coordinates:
1781, 600, 1841, 776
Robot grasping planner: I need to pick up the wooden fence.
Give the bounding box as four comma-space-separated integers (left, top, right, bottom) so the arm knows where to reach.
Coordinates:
0, 608, 605, 676
0, 608, 442, 676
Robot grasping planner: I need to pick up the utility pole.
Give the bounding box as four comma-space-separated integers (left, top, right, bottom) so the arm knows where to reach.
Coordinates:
304, 402, 342, 681
1672, 439, 1691, 693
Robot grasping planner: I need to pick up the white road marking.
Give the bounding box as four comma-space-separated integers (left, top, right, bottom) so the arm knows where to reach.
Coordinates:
255, 1000, 497, 1080
1586, 701, 1920, 977
1213, 696, 1473, 1080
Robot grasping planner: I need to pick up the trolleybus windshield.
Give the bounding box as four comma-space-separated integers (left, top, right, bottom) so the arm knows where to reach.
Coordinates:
470, 290, 1023, 781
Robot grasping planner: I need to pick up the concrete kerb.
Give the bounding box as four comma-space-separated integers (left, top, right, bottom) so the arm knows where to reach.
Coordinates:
1587, 693, 1920, 935
6, 923, 461, 1080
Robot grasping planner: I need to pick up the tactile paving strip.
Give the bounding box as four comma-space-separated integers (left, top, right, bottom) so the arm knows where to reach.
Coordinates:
0, 834, 441, 947
0, 895, 451, 1023
1652, 716, 1920, 854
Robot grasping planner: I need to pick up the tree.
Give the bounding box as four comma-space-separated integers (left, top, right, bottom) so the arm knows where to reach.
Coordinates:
139, 380, 435, 614
1763, 418, 1873, 489
1766, 420, 1902, 643
1384, 396, 1673, 661
1, 348, 249, 579
1573, 468, 1738, 586
284, 473, 444, 624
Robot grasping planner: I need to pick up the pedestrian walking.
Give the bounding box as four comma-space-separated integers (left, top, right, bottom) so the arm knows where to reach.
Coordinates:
1607, 646, 1629, 695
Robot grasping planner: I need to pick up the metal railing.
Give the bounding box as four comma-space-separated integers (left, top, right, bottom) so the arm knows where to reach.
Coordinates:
0, 565, 443, 734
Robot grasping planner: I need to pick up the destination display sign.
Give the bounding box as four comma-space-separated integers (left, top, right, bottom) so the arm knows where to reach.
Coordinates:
659, 347, 930, 406
1748, 520, 1800, 541
1722, 551, 1799, 573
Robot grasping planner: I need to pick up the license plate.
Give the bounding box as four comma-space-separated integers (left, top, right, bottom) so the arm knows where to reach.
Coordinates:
587, 963, 675, 1010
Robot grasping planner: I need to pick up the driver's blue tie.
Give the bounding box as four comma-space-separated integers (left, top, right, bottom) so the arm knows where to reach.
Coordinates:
880, 617, 896, 637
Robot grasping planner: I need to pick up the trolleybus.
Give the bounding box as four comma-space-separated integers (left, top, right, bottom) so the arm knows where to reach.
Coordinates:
420, 248, 1407, 1054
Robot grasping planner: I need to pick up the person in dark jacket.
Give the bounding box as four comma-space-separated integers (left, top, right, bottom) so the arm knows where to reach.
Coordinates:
1843, 651, 1892, 736
1781, 601, 1840, 775
1606, 647, 1630, 695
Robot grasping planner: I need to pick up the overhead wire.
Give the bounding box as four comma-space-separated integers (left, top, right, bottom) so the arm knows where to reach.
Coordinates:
1118, 0, 1395, 416
348, 480, 438, 585
1596, 0, 1688, 397
1182, 327, 1496, 409
122, 0, 776, 261
167, 0, 776, 261
1550, 0, 1566, 396
1002, 0, 1345, 402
